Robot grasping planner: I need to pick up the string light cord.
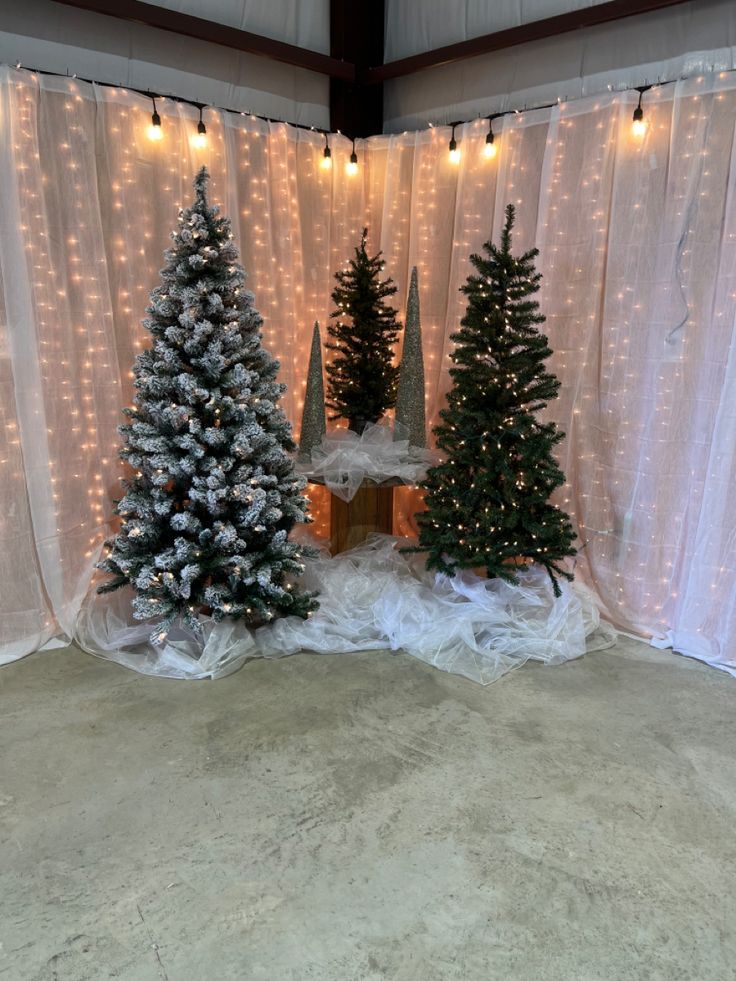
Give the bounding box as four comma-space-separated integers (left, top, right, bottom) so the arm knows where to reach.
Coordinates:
429, 73, 731, 148
10, 62, 352, 149
12, 60, 730, 154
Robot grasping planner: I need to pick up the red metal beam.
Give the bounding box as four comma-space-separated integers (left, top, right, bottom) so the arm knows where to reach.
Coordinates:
364, 0, 697, 84
51, 0, 356, 81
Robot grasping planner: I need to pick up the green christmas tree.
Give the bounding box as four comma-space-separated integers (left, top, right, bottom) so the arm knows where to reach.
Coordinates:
414, 205, 576, 595
98, 167, 317, 630
326, 229, 401, 434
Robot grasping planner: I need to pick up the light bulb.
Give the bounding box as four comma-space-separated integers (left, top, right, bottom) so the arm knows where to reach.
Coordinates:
632, 116, 646, 138
484, 139, 497, 159
192, 118, 207, 148
147, 100, 162, 140
347, 145, 358, 175
448, 125, 460, 163
632, 93, 647, 138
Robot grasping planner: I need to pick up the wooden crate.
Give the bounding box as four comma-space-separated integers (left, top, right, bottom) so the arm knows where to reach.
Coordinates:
309, 478, 402, 554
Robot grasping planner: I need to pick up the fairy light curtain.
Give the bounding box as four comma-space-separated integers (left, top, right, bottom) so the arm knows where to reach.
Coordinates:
1, 66, 735, 675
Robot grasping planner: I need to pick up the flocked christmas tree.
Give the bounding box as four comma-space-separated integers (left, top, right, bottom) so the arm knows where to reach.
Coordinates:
98, 167, 317, 631
413, 205, 576, 595
326, 229, 401, 434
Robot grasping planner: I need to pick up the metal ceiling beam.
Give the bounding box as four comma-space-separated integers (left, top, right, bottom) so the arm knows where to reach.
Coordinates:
330, 0, 384, 136
51, 0, 356, 81
364, 0, 697, 84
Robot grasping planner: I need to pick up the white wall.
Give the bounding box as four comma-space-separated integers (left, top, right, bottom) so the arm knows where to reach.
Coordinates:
0, 0, 331, 127
385, 0, 617, 61
383, 0, 736, 131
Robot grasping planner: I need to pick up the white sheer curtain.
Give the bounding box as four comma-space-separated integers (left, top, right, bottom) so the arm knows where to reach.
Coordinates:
1, 66, 735, 675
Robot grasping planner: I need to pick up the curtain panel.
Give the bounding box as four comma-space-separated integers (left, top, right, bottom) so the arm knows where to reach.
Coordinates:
1, 67, 735, 674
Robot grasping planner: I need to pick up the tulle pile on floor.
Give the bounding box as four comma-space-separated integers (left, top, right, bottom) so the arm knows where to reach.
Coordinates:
75, 535, 616, 683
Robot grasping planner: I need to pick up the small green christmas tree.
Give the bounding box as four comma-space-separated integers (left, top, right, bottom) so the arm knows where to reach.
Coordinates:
98, 168, 317, 630
414, 205, 576, 595
325, 229, 401, 434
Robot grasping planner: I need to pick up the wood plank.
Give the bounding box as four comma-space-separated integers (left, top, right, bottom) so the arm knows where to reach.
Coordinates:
330, 484, 394, 554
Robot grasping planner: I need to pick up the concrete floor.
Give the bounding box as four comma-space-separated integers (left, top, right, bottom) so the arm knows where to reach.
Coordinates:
1, 640, 735, 981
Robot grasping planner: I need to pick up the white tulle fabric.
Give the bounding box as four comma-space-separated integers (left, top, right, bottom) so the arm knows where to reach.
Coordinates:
75, 535, 616, 684
297, 423, 435, 501
76, 589, 257, 680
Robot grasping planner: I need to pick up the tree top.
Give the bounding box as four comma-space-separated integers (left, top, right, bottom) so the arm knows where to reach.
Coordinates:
193, 165, 209, 198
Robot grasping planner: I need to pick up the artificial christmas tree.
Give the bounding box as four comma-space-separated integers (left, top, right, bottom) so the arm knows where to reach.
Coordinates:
298, 321, 326, 459
413, 204, 576, 595
98, 167, 317, 631
326, 229, 401, 434
394, 266, 427, 448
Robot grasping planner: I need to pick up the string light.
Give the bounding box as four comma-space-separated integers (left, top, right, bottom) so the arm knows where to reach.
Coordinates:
347, 138, 358, 176
448, 122, 460, 163
632, 86, 650, 138
192, 106, 207, 148
321, 132, 332, 169
484, 117, 497, 158
147, 96, 162, 141
21, 61, 683, 172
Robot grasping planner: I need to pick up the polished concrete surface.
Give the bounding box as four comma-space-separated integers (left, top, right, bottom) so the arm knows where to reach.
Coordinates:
2, 638, 735, 980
